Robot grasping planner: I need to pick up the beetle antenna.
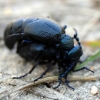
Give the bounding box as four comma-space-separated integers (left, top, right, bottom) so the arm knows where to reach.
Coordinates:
73, 28, 81, 46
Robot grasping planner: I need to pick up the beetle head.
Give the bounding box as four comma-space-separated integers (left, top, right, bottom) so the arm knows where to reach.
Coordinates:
61, 29, 83, 68
68, 45, 83, 61
66, 28, 83, 61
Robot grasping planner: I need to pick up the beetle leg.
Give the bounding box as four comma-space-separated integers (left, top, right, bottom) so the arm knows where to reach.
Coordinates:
65, 79, 75, 90
53, 76, 62, 89
54, 62, 76, 89
6, 33, 25, 39
53, 65, 62, 89
53, 50, 63, 89
34, 61, 56, 82
73, 67, 94, 73
13, 61, 50, 79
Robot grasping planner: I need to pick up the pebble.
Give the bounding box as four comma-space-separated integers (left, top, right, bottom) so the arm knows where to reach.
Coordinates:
91, 85, 98, 95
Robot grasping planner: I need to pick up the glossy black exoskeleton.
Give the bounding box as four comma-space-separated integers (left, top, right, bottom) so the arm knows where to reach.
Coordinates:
4, 17, 94, 90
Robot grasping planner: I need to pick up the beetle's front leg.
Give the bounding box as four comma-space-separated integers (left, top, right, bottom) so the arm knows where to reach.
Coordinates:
73, 67, 94, 73
54, 62, 75, 89
54, 72, 74, 90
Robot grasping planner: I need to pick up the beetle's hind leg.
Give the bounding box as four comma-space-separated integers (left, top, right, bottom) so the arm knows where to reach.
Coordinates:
13, 61, 50, 79
34, 61, 56, 82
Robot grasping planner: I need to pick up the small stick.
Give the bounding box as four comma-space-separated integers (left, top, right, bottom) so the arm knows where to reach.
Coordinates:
0, 75, 100, 99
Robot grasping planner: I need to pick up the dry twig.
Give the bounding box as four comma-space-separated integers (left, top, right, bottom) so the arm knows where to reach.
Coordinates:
0, 75, 100, 99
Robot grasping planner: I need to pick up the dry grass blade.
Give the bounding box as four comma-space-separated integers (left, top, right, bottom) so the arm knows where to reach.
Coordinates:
82, 41, 100, 47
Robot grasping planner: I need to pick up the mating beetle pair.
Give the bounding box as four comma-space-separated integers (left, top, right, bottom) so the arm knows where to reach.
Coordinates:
4, 17, 93, 90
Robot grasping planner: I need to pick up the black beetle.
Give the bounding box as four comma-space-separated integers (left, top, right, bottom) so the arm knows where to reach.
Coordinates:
4, 17, 74, 50
4, 17, 94, 90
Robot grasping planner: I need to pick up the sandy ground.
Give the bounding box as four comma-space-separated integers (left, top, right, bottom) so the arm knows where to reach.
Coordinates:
0, 0, 100, 100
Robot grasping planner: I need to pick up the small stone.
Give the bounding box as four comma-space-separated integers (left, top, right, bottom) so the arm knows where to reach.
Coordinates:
91, 85, 98, 95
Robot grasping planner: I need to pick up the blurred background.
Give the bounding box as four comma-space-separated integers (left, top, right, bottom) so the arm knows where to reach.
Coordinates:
0, 0, 100, 41
0, 0, 100, 100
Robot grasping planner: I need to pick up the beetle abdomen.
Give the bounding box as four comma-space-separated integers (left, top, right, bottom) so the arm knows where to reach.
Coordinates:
4, 19, 25, 49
